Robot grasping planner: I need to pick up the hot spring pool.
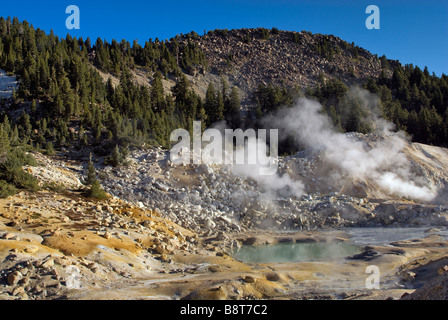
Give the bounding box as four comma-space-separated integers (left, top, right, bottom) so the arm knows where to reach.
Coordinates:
232, 242, 361, 263
232, 227, 448, 263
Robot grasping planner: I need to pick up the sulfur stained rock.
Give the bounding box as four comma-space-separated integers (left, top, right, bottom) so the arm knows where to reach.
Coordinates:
103, 232, 112, 239
2, 233, 16, 240
155, 244, 166, 255
12, 286, 25, 296
23, 246, 39, 254
54, 257, 72, 266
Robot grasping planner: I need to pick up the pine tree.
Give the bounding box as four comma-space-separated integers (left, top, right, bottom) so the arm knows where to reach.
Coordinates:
205, 83, 223, 124
107, 145, 122, 167
0, 180, 17, 199
82, 154, 108, 199
172, 74, 188, 103
120, 143, 130, 162
0, 124, 10, 163
31, 99, 37, 113
225, 86, 242, 128
85, 155, 97, 186
10, 125, 19, 147
216, 91, 225, 121
151, 71, 166, 111
44, 141, 55, 156
87, 179, 108, 200
0, 17, 6, 37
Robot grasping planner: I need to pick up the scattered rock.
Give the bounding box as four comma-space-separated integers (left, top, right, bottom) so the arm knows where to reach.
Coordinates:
400, 271, 417, 282
438, 265, 448, 275
41, 258, 54, 269
349, 246, 381, 261
7, 271, 23, 286
55, 257, 72, 266
266, 272, 281, 282
12, 286, 25, 296
103, 232, 112, 239
2, 233, 16, 240
23, 246, 39, 254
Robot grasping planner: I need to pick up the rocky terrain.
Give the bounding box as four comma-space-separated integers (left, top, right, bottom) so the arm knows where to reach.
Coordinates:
1, 131, 448, 300
174, 28, 397, 107
0, 186, 205, 300
99, 133, 448, 237
1, 188, 448, 301
96, 29, 397, 109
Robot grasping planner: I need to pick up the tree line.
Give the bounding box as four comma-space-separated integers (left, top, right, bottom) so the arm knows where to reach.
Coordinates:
0, 17, 241, 154
1, 16, 447, 196
0, 17, 241, 197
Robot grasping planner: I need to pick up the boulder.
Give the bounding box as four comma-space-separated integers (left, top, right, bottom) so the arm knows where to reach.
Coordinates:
7, 271, 23, 286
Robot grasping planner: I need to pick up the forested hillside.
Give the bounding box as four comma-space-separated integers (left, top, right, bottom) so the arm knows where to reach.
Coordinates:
0, 16, 447, 169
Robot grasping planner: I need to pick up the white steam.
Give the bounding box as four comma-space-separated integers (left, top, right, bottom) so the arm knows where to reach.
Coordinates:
232, 161, 305, 198
264, 87, 437, 202
207, 121, 305, 198
204, 87, 437, 202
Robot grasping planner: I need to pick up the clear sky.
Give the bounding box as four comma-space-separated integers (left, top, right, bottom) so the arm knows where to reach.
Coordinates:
1, 0, 447, 76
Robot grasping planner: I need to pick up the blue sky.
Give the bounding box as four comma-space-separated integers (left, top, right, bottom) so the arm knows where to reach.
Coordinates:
1, 0, 447, 76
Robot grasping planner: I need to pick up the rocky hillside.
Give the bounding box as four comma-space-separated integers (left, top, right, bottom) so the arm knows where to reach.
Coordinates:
174, 28, 396, 107
97, 133, 448, 236
98, 28, 397, 109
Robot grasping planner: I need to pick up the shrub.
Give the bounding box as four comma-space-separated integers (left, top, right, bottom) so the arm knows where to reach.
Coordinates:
87, 180, 108, 200
214, 29, 229, 37
0, 148, 39, 192
2, 166, 39, 191
104, 145, 130, 167
85, 160, 97, 186
44, 141, 55, 156
260, 28, 270, 40
0, 180, 17, 198
43, 181, 66, 193
6, 148, 38, 167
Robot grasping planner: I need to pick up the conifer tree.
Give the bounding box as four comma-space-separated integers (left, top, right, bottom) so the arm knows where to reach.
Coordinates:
225, 86, 242, 128
151, 71, 166, 112
88, 179, 108, 200
45, 141, 55, 156
205, 83, 223, 124
85, 155, 97, 186
108, 145, 122, 167
0, 124, 10, 163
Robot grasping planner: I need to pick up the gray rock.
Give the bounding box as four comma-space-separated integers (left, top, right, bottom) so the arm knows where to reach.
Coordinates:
154, 183, 170, 192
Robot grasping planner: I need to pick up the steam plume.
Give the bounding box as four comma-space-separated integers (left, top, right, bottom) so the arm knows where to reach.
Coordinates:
264, 87, 437, 202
